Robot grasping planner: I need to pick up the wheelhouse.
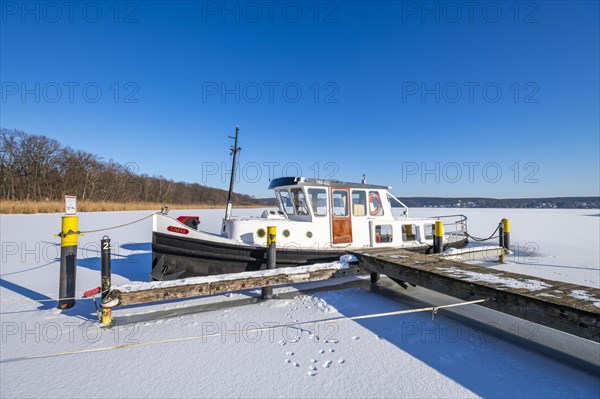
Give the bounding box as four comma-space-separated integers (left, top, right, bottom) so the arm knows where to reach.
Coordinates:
268, 177, 408, 222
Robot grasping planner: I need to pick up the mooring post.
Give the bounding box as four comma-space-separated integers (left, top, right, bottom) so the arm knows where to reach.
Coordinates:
100, 236, 112, 325
262, 226, 276, 299
433, 220, 444, 254
58, 215, 78, 309
502, 218, 510, 250
370, 272, 380, 284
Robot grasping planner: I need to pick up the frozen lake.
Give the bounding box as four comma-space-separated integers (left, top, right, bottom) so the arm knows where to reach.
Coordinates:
1, 208, 599, 398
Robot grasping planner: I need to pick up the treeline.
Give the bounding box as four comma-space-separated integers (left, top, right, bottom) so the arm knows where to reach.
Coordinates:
0, 128, 260, 205
399, 197, 600, 209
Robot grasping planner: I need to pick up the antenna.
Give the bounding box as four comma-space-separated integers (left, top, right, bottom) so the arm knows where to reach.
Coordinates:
225, 126, 241, 220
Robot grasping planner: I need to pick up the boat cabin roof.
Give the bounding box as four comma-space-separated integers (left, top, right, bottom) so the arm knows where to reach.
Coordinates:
268, 176, 389, 190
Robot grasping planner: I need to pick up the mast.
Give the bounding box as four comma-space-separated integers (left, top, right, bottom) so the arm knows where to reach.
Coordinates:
225, 126, 241, 220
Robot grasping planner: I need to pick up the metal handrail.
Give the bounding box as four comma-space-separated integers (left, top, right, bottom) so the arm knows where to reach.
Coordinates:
430, 214, 468, 239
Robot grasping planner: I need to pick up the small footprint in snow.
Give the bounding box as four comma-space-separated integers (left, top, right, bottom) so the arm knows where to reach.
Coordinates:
307, 370, 317, 376
329, 348, 335, 353
286, 351, 294, 356
319, 349, 325, 354
285, 359, 291, 363
351, 336, 360, 340
338, 359, 345, 364
322, 360, 333, 368
310, 358, 318, 363
292, 362, 300, 367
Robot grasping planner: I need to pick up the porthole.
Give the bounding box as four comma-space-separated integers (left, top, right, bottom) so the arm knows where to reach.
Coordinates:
282, 229, 291, 238
306, 231, 313, 238
257, 228, 266, 238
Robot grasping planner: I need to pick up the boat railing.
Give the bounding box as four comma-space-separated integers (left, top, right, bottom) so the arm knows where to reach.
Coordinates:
431, 214, 468, 240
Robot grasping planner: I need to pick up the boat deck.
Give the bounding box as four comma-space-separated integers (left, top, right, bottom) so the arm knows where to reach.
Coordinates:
348, 247, 600, 341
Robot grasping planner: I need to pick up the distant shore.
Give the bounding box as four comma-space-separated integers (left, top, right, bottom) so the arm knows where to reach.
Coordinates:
0, 200, 265, 214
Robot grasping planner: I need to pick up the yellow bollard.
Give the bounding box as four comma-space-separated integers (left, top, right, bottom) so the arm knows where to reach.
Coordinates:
58, 216, 79, 309
433, 220, 444, 253
60, 216, 79, 247
267, 226, 277, 246
502, 218, 510, 249
262, 226, 277, 299
101, 308, 112, 325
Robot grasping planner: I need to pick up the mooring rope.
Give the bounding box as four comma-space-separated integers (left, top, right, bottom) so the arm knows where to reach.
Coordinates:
0, 298, 487, 363
0, 288, 110, 304
58, 207, 168, 237
465, 224, 501, 242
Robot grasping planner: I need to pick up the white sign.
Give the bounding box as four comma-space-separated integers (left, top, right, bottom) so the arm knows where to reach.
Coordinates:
65, 195, 77, 215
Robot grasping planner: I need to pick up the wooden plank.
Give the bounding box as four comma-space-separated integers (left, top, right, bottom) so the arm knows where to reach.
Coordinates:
105, 266, 367, 307
349, 249, 600, 341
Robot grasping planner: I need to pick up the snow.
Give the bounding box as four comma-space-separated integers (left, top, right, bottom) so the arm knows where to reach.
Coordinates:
117, 260, 350, 293
1, 208, 599, 398
437, 267, 552, 291
443, 245, 500, 255
569, 290, 600, 308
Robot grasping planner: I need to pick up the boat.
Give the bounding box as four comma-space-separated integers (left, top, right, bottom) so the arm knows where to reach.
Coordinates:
151, 128, 468, 280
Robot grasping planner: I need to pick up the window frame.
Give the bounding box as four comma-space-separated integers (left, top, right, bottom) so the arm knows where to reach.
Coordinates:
307, 187, 328, 217
331, 189, 350, 217
277, 189, 295, 215
351, 189, 367, 217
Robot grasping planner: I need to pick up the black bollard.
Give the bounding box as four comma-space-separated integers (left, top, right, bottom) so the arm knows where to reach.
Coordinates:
100, 236, 112, 325
370, 272, 380, 284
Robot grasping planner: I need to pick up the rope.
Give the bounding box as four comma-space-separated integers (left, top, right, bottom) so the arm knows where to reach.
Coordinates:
0, 288, 110, 304
0, 298, 487, 363
77, 211, 163, 235
58, 207, 168, 237
465, 224, 500, 242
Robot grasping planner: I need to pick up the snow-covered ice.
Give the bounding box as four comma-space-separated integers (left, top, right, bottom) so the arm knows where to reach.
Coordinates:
1, 208, 599, 398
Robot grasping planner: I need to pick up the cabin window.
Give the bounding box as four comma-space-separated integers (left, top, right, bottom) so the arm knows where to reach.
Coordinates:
375, 225, 393, 243
369, 191, 384, 216
290, 188, 309, 216
332, 190, 349, 217
351, 190, 367, 217
402, 224, 417, 241
307, 188, 327, 216
424, 224, 434, 240
277, 190, 295, 215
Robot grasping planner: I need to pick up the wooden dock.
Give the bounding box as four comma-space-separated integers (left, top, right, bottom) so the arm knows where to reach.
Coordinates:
349, 247, 600, 342
102, 265, 366, 308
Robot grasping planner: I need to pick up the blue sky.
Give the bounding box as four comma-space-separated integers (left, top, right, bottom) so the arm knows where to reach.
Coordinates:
1, 1, 599, 199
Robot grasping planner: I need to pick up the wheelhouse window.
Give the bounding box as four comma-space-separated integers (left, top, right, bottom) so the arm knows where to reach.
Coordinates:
369, 191, 384, 216
402, 224, 417, 241
351, 190, 367, 216
290, 188, 309, 216
424, 224, 434, 240
277, 190, 295, 215
375, 225, 393, 243
332, 190, 349, 217
307, 188, 327, 216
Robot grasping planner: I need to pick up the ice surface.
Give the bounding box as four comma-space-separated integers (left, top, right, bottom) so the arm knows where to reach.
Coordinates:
1, 208, 599, 398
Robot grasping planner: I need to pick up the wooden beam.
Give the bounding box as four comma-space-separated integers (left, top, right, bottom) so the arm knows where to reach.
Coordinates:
103, 266, 367, 308
349, 249, 600, 341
